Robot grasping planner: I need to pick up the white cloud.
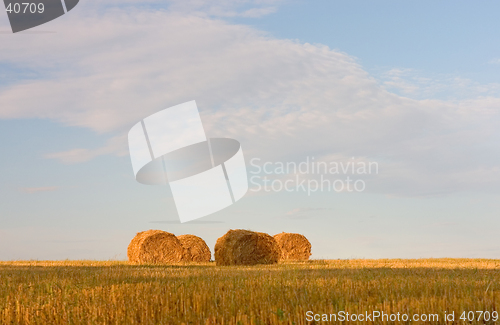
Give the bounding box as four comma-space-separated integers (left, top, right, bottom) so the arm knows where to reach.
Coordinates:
0, 4, 500, 197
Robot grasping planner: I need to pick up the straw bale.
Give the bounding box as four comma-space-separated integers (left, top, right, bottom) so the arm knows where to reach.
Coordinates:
127, 229, 185, 264
214, 229, 280, 266
177, 234, 211, 262
273, 232, 311, 261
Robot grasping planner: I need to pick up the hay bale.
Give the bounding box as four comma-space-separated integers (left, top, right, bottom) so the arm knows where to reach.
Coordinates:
127, 229, 185, 264
177, 234, 211, 262
273, 232, 311, 261
214, 229, 280, 266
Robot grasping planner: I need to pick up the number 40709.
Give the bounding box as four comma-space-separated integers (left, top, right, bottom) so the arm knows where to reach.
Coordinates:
460, 311, 498, 322
5, 2, 45, 14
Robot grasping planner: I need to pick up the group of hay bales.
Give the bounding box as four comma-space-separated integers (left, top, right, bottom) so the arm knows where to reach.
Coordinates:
127, 230, 211, 264
127, 229, 311, 266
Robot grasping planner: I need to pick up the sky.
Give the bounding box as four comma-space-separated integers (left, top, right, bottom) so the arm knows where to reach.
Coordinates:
0, 0, 499, 260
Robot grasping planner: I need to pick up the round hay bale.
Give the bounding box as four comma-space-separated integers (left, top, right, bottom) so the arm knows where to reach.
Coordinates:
177, 234, 211, 262
273, 232, 312, 261
127, 229, 185, 264
214, 229, 280, 266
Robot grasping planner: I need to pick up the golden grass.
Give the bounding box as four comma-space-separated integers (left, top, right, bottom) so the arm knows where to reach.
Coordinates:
0, 259, 499, 324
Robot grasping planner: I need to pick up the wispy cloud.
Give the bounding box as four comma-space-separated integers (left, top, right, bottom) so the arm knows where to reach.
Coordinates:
20, 186, 58, 194
282, 207, 330, 219
149, 220, 225, 224
489, 58, 500, 64
44, 135, 127, 164
378, 68, 500, 99
164, 0, 281, 17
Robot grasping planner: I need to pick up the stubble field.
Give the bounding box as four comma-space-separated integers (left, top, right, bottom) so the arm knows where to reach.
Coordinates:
0, 259, 499, 324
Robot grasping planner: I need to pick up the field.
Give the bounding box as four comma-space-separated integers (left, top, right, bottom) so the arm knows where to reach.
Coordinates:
0, 259, 499, 324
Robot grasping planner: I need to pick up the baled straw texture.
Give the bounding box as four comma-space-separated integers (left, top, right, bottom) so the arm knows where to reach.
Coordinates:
214, 229, 280, 266
177, 234, 211, 262
273, 232, 312, 261
127, 229, 185, 264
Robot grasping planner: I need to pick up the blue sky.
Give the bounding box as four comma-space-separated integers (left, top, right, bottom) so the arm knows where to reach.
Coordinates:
241, 1, 500, 83
1, 0, 499, 260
